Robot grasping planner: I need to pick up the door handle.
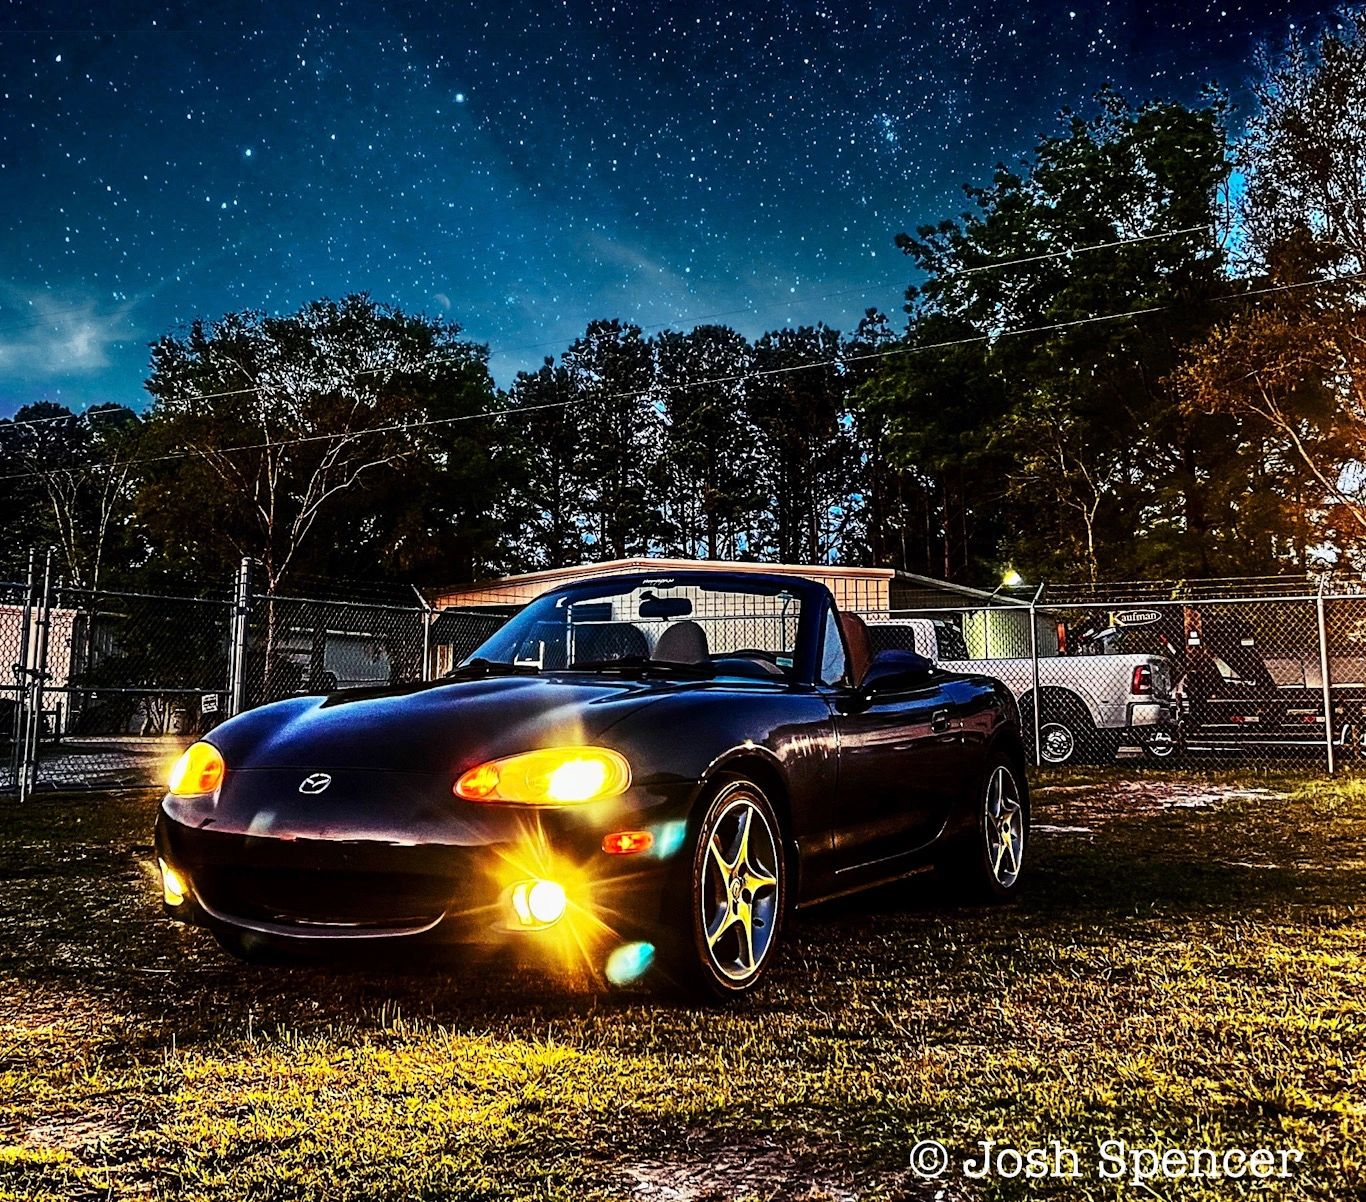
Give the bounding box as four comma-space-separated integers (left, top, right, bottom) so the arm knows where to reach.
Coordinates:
931, 708, 951, 733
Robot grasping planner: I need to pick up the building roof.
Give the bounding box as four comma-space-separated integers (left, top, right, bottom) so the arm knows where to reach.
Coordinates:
425, 557, 1040, 614
428, 557, 898, 610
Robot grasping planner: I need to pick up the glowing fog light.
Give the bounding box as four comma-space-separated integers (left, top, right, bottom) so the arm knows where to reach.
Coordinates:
508, 878, 567, 928
527, 880, 567, 924
158, 857, 188, 907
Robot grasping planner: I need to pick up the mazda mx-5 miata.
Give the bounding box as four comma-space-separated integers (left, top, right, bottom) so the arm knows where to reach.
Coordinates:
156, 570, 1029, 998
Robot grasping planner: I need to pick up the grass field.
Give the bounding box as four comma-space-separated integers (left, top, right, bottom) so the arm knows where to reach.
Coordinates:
1, 772, 1363, 1200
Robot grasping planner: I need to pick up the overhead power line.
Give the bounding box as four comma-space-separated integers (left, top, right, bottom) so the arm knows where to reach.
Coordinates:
0, 223, 1214, 435
1, 267, 1359, 486
955, 225, 1207, 274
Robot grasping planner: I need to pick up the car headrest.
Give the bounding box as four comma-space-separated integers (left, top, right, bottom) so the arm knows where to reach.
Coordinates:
653, 619, 709, 664
838, 610, 872, 685
572, 622, 649, 664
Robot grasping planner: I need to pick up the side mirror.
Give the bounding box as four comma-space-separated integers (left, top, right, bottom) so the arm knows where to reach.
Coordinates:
860, 648, 935, 694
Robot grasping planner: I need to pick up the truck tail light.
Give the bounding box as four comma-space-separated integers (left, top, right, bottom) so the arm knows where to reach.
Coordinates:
1131, 665, 1153, 696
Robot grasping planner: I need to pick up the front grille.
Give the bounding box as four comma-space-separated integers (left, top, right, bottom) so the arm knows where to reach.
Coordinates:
195, 866, 455, 929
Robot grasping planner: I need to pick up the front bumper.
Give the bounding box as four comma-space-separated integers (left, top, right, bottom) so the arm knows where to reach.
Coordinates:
155, 777, 693, 952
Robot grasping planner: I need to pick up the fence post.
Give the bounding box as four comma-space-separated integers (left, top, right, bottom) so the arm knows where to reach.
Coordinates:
1029, 582, 1044, 768
19, 549, 54, 802
228, 557, 251, 716
1316, 578, 1335, 775
10, 549, 36, 795
412, 586, 434, 682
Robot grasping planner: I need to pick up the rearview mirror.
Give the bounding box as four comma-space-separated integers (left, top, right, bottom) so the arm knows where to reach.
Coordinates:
638, 595, 693, 619
860, 648, 935, 694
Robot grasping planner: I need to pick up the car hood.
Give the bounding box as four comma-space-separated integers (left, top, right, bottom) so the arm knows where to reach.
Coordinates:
208, 674, 671, 776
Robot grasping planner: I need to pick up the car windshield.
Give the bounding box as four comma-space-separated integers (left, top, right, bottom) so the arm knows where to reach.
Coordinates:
460, 578, 806, 679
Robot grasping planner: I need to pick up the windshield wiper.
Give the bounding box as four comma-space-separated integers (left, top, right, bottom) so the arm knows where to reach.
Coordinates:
444, 657, 542, 680
563, 655, 714, 678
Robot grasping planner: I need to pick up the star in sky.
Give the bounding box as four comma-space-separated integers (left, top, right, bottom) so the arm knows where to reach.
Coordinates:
0, 0, 1338, 414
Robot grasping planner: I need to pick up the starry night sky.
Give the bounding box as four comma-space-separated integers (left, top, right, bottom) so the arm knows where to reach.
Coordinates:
0, 0, 1336, 415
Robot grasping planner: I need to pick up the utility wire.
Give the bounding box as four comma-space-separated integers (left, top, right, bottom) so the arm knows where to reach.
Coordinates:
955, 225, 1206, 274
0, 223, 1214, 434
1, 267, 1359, 486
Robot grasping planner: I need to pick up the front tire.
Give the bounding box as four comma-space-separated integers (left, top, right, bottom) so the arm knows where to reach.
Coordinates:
664, 776, 788, 1001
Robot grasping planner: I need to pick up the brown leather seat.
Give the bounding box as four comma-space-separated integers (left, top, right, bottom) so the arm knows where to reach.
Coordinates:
838, 610, 871, 686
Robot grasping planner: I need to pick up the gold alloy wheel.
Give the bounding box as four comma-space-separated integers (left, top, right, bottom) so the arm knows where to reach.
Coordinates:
983, 764, 1025, 888
698, 787, 781, 982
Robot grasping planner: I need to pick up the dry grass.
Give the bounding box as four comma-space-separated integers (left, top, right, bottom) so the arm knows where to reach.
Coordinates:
0, 768, 1362, 1200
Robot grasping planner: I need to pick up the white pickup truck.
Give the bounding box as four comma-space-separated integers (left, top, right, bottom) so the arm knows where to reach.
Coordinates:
864, 617, 1180, 764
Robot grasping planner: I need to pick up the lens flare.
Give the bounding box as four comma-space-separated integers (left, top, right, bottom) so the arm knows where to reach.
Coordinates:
605, 941, 656, 986
652, 820, 689, 858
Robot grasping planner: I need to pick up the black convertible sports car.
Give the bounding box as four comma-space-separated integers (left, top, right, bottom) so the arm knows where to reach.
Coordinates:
156, 570, 1029, 998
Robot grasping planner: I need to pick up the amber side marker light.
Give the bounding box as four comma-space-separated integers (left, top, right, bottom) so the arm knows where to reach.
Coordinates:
455, 747, 631, 804
602, 830, 654, 855
167, 742, 225, 796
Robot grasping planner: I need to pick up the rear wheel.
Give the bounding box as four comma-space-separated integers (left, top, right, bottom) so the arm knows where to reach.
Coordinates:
1140, 728, 1181, 761
937, 752, 1029, 901
1022, 693, 1106, 764
661, 776, 787, 1001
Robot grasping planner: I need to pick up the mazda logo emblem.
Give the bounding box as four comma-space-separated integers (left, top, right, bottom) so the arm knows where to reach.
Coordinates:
298, 772, 332, 794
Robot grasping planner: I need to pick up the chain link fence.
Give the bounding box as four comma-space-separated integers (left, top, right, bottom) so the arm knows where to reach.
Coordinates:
4, 555, 1365, 796
853, 577, 1363, 769
2, 554, 510, 796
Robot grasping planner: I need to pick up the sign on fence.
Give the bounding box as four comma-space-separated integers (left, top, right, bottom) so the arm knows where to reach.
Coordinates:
1115, 609, 1161, 627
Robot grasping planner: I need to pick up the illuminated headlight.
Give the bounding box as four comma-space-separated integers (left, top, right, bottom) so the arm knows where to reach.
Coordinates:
455, 747, 630, 805
167, 741, 225, 796
508, 878, 567, 928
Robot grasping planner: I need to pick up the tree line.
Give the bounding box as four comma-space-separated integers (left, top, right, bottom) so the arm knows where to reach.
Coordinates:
4, 16, 1366, 594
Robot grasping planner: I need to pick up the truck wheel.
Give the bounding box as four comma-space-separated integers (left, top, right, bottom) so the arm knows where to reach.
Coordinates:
1022, 694, 1101, 766
1141, 729, 1181, 762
